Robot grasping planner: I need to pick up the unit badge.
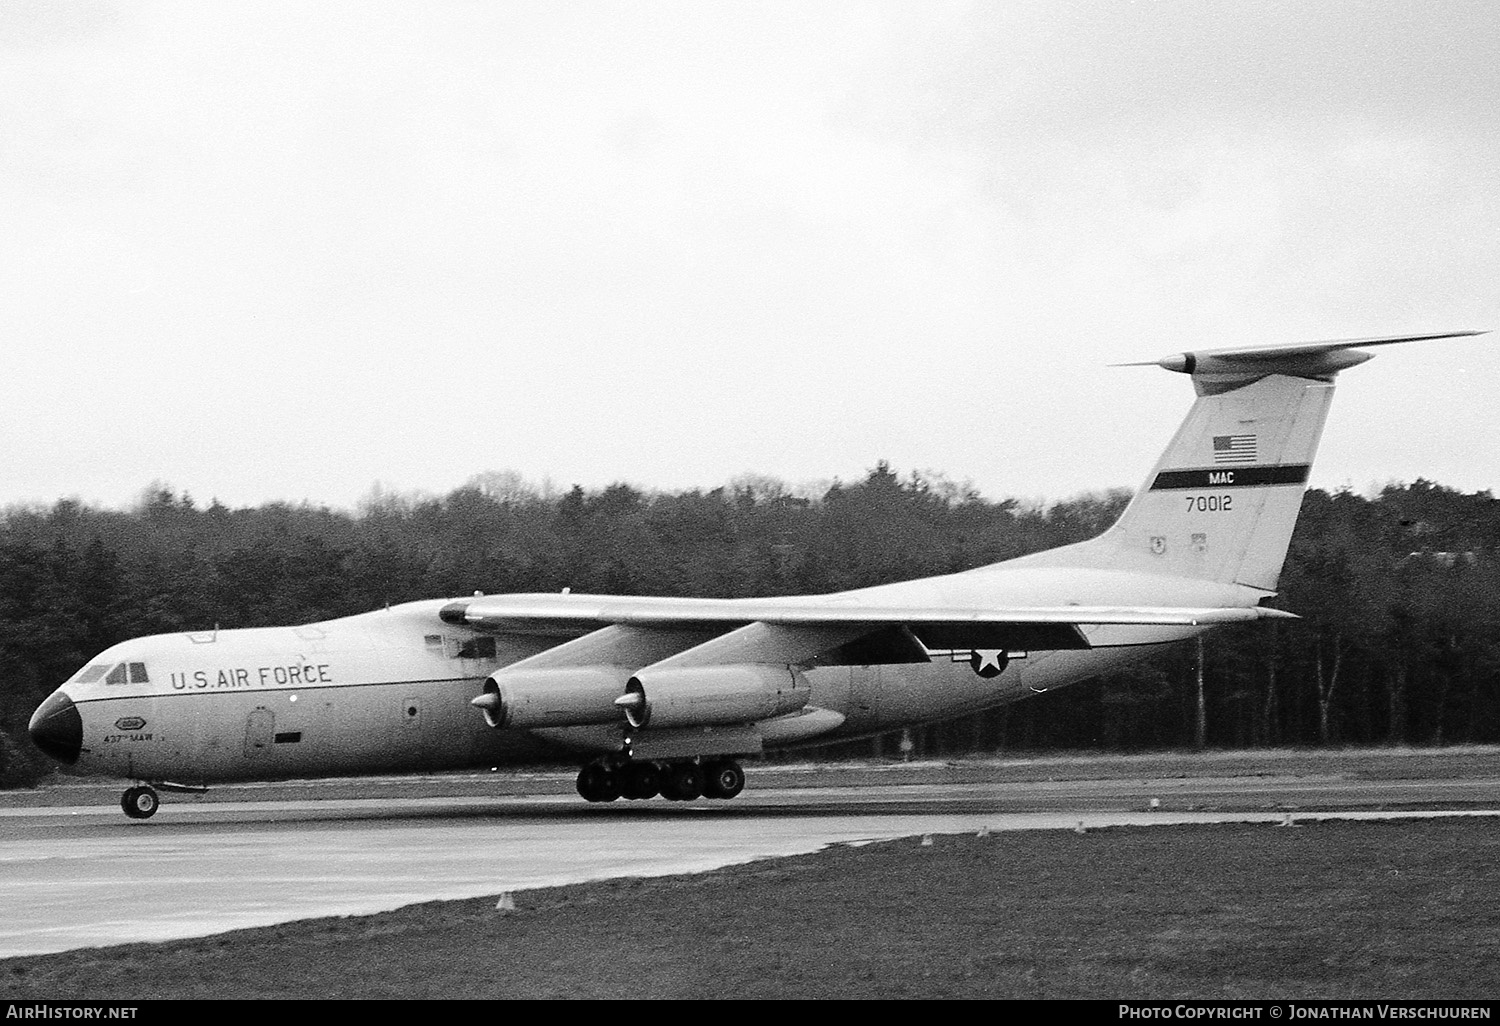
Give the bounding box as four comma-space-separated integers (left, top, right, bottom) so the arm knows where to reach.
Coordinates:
1150, 536, 1167, 555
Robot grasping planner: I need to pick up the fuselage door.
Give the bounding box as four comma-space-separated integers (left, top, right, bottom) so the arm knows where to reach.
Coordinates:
244, 707, 274, 758
401, 697, 423, 729
400, 696, 430, 767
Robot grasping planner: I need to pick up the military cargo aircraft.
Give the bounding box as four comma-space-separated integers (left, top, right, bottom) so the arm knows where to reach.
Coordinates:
28, 331, 1484, 817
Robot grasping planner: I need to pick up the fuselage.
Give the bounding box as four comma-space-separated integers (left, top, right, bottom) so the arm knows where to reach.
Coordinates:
29, 562, 1258, 786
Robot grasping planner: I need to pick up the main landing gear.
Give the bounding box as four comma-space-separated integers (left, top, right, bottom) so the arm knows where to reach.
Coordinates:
121, 784, 160, 820
576, 758, 746, 803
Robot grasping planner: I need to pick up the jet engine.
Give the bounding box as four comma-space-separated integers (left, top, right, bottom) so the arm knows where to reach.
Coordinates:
471, 667, 632, 728
616, 664, 810, 729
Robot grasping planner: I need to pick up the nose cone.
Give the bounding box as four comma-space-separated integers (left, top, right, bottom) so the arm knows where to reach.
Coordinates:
28, 692, 82, 765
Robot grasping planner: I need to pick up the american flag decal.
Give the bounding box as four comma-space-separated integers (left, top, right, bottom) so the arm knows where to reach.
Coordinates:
1212, 434, 1256, 464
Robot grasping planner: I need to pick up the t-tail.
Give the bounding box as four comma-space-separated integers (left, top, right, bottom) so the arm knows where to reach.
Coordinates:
1018, 331, 1487, 592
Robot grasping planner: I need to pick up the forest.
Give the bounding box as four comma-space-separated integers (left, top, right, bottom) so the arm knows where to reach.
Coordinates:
3, 465, 1498, 787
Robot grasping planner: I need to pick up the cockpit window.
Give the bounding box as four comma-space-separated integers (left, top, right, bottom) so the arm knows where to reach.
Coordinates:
67, 662, 148, 686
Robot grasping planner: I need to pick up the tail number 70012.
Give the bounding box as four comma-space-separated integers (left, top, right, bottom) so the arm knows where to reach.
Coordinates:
1186, 494, 1232, 513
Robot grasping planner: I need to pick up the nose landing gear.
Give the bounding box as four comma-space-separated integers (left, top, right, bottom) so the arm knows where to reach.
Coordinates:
121, 785, 160, 819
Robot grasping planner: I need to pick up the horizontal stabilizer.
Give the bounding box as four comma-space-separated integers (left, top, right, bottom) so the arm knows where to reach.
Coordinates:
1117, 330, 1487, 395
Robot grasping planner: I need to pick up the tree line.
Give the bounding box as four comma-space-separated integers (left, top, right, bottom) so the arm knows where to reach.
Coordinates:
2, 467, 1497, 786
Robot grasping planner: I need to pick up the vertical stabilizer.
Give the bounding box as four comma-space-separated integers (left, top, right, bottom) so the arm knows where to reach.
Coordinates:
1077, 373, 1333, 590
1017, 331, 1485, 591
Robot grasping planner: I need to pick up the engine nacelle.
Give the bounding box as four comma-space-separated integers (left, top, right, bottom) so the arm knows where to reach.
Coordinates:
619, 664, 811, 730
473, 667, 632, 728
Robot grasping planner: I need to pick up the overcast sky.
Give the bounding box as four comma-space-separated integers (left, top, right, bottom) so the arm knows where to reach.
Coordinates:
3, 0, 1498, 512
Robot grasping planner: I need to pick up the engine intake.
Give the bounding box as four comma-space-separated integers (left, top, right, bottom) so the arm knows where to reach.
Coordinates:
473, 667, 633, 728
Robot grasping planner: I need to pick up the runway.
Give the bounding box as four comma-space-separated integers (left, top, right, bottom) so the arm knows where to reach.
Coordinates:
4, 755, 1499, 960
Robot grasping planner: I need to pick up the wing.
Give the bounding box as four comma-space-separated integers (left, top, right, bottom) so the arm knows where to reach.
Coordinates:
441, 592, 1292, 660
444, 593, 1293, 750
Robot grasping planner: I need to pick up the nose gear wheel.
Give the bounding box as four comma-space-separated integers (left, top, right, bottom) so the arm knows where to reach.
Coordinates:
121, 785, 159, 819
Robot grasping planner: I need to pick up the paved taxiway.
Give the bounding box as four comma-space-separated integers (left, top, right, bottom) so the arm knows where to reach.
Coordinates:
4, 760, 1499, 960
